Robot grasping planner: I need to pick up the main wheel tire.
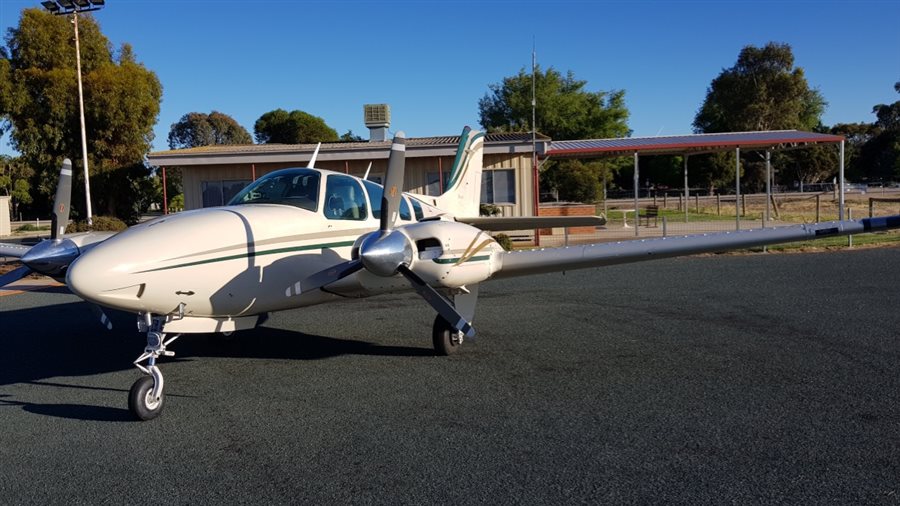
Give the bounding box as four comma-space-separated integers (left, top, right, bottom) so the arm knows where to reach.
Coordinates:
433, 316, 462, 356
128, 376, 164, 421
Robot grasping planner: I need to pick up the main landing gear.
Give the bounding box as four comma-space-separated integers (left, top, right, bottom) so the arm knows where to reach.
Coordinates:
129, 313, 180, 421
433, 315, 464, 356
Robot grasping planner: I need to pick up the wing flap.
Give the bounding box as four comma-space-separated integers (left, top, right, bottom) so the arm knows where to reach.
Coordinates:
494, 216, 900, 279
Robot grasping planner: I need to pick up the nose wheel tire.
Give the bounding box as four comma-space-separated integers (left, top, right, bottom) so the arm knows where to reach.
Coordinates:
128, 376, 164, 421
433, 315, 463, 356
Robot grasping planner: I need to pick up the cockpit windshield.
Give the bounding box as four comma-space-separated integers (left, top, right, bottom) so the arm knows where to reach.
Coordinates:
228, 168, 320, 211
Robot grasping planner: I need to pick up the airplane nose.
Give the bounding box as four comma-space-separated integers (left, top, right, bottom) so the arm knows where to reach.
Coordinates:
66, 243, 146, 308
66, 254, 95, 302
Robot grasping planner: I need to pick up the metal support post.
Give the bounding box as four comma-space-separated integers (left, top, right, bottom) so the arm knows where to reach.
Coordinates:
684, 155, 689, 224
839, 141, 845, 220
633, 152, 639, 237
765, 150, 771, 222
735, 147, 741, 230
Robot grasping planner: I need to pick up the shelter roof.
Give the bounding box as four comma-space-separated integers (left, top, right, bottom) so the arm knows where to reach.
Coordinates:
547, 130, 844, 158
147, 132, 548, 166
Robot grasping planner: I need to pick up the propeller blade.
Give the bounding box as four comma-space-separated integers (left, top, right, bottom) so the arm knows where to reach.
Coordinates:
0, 265, 32, 289
398, 265, 475, 338
289, 259, 364, 296
380, 132, 406, 232
51, 159, 73, 240
89, 303, 113, 330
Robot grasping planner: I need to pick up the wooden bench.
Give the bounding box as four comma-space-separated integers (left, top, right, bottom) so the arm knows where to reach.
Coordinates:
640, 205, 659, 227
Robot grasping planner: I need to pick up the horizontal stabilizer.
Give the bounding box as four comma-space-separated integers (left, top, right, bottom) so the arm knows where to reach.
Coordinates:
459, 215, 606, 232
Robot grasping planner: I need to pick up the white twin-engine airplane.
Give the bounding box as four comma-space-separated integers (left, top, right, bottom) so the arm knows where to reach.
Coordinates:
2, 127, 899, 421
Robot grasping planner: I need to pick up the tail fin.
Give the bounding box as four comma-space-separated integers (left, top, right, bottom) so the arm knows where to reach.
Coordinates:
432, 127, 485, 217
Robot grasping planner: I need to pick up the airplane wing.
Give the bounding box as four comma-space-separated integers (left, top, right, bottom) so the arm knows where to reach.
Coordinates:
493, 215, 900, 279
457, 215, 606, 231
0, 242, 31, 259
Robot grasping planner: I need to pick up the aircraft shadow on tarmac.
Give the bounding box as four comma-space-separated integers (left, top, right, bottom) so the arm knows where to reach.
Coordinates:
1, 296, 433, 421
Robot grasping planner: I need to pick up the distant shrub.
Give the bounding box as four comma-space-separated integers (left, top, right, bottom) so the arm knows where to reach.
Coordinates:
65, 216, 128, 233
15, 224, 49, 232
493, 233, 513, 251
480, 204, 501, 216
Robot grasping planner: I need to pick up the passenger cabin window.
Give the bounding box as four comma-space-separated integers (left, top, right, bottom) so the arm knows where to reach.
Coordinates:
362, 180, 412, 221
410, 198, 424, 221
325, 175, 368, 220
228, 168, 320, 212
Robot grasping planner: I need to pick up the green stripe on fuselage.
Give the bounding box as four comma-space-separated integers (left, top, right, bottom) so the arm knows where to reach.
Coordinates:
431, 255, 490, 265
137, 240, 356, 273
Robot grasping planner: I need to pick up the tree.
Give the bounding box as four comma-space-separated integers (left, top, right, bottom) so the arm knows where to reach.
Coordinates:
0, 9, 162, 222
340, 130, 365, 142
694, 42, 825, 133
168, 111, 252, 149
857, 82, 900, 181
479, 65, 630, 140
479, 66, 631, 202
692, 42, 827, 191
0, 154, 34, 218
254, 109, 339, 144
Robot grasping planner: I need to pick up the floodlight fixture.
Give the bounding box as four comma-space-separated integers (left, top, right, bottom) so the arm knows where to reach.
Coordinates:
74, 0, 91, 7
40, 1, 60, 12
57, 0, 75, 9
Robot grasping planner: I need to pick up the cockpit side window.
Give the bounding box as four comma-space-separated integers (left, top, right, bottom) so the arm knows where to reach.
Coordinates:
362, 179, 413, 222
228, 168, 319, 212
325, 175, 368, 220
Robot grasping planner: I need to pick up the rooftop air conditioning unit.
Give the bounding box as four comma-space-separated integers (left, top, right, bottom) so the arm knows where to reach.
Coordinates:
364, 104, 391, 127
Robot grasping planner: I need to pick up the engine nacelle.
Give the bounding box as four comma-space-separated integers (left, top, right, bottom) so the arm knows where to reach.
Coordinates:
401, 219, 503, 288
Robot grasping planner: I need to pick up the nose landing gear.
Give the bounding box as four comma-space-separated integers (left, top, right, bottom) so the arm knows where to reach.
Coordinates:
129, 314, 180, 421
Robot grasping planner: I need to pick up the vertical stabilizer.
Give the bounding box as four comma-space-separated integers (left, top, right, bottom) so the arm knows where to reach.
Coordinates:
432, 127, 485, 218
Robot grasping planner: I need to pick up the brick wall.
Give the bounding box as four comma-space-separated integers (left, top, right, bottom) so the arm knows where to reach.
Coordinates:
537, 204, 598, 235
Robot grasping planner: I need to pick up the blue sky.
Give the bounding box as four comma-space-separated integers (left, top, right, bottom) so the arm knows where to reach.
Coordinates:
1, 0, 898, 156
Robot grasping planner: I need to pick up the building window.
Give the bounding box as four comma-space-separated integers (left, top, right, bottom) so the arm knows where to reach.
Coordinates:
201, 179, 251, 208
425, 171, 451, 196
480, 169, 516, 204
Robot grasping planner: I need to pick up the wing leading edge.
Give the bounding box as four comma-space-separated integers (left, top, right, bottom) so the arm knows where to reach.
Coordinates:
0, 242, 31, 259
493, 215, 900, 279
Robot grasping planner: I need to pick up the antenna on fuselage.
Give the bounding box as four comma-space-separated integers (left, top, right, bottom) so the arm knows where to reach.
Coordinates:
308, 143, 322, 167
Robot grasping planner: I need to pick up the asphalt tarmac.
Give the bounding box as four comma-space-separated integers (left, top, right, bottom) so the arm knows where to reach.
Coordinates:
1, 247, 899, 504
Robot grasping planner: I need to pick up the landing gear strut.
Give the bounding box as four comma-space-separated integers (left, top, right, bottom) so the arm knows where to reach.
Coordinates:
130, 313, 180, 421
432, 315, 463, 356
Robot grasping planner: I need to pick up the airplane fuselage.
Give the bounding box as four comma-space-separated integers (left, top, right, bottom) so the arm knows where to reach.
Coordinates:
66, 167, 503, 333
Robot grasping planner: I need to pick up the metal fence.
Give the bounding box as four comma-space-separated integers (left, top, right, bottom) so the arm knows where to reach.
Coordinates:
498, 189, 900, 248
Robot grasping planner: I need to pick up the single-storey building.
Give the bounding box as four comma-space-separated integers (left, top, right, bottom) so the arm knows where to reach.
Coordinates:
147, 109, 846, 224
147, 131, 549, 218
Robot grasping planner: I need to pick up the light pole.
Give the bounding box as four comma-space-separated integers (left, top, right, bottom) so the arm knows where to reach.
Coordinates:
40, 0, 105, 226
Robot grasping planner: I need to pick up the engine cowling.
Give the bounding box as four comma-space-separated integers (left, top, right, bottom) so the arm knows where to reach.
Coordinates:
400, 219, 502, 289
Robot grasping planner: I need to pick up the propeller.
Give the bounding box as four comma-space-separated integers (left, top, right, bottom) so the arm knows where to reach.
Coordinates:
0, 159, 75, 289
0, 159, 113, 330
292, 132, 476, 338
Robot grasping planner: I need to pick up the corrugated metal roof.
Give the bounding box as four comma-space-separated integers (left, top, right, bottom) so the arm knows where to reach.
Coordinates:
548, 130, 844, 158
149, 132, 545, 158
